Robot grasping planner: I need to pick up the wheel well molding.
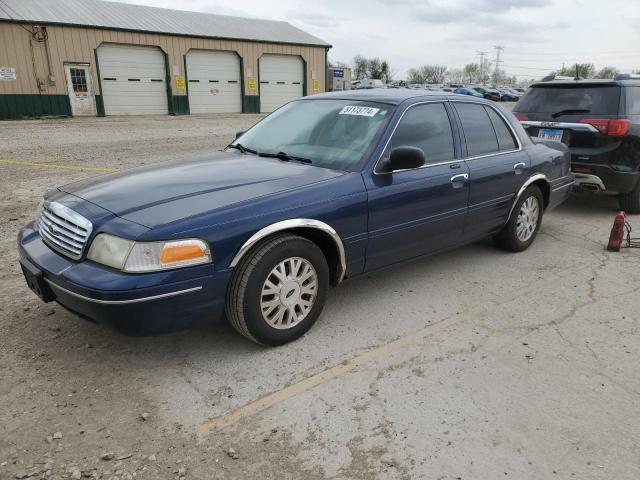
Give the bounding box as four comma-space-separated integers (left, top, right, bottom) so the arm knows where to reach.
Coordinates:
507, 174, 551, 221
229, 219, 347, 283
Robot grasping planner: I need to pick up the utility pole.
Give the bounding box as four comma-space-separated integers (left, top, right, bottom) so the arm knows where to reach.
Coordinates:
493, 46, 504, 85
477, 51, 488, 84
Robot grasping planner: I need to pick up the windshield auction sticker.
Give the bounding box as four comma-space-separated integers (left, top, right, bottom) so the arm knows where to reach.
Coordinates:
339, 106, 380, 117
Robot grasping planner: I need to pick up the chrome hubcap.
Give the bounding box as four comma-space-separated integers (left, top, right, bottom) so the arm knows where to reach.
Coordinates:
260, 257, 318, 329
516, 196, 540, 242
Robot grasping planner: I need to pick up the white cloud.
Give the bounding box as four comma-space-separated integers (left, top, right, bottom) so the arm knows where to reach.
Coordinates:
115, 0, 640, 79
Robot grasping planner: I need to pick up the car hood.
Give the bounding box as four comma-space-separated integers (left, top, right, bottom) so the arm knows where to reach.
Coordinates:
59, 151, 345, 229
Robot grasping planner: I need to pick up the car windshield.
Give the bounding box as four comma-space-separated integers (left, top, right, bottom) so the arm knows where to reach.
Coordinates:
516, 85, 621, 115
231, 99, 394, 171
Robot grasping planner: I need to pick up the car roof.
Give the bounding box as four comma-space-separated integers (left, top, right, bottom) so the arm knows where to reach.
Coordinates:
530, 79, 640, 88
309, 89, 494, 106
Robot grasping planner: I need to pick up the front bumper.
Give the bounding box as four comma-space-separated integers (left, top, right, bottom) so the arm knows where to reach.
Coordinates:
18, 224, 232, 336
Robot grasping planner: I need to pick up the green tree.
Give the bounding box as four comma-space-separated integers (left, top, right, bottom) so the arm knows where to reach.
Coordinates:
352, 55, 369, 81
463, 63, 481, 83
351, 55, 392, 82
596, 66, 619, 79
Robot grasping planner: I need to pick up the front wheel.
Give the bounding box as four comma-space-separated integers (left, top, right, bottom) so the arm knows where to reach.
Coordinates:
226, 234, 329, 346
495, 185, 544, 252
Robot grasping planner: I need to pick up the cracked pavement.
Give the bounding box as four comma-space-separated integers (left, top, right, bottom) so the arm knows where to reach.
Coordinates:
1, 115, 639, 479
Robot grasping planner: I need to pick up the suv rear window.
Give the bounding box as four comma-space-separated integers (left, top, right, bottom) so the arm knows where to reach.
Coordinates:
627, 87, 640, 115
517, 85, 621, 115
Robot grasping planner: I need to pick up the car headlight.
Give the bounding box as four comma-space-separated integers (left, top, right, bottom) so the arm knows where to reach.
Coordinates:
87, 234, 211, 273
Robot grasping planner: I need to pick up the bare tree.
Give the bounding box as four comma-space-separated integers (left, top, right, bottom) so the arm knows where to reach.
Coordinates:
407, 65, 448, 84
424, 65, 448, 84
407, 68, 426, 84
447, 68, 465, 84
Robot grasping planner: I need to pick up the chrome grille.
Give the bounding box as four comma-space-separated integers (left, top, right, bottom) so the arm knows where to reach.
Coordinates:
37, 201, 93, 260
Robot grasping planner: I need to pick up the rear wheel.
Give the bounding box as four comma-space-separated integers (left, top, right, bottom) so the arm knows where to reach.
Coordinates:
226, 234, 329, 346
495, 185, 544, 252
619, 180, 640, 214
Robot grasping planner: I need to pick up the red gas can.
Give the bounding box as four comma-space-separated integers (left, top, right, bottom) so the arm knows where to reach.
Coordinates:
607, 212, 627, 252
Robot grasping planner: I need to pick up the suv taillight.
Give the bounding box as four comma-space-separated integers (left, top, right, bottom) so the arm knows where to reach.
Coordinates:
579, 119, 631, 137
516, 114, 529, 121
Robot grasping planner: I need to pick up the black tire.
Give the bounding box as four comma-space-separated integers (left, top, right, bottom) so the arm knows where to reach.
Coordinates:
495, 185, 544, 252
619, 181, 640, 215
226, 234, 329, 346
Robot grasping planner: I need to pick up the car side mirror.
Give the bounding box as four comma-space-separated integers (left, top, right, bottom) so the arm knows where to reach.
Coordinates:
235, 130, 246, 140
378, 146, 426, 173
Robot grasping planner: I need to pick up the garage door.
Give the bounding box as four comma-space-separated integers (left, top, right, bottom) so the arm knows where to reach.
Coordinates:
186, 51, 241, 114
97, 44, 168, 116
259, 55, 304, 113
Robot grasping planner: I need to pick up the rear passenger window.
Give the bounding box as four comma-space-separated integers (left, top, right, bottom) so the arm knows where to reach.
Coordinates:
485, 106, 518, 151
627, 87, 640, 115
454, 103, 499, 157
388, 103, 455, 165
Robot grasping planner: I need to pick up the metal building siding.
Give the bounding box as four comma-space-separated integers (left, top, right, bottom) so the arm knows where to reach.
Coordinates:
0, 0, 330, 47
0, 22, 327, 114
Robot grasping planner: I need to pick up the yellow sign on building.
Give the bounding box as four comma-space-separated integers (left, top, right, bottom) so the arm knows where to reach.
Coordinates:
248, 77, 257, 91
175, 76, 185, 90
313, 79, 320, 93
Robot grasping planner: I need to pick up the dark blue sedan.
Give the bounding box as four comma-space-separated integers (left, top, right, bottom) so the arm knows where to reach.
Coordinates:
18, 90, 574, 345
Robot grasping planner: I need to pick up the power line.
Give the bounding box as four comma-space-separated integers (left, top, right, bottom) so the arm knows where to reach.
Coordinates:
502, 64, 556, 71
502, 50, 640, 57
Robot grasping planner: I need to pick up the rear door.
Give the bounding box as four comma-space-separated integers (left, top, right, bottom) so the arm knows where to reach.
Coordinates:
365, 101, 470, 271
452, 102, 529, 239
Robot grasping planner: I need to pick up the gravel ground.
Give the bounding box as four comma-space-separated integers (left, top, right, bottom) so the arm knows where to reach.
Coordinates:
1, 113, 639, 480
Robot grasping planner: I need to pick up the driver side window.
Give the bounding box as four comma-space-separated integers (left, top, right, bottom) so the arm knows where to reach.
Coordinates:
386, 103, 455, 166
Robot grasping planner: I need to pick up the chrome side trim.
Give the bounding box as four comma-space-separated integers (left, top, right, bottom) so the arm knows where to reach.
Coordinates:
520, 120, 599, 133
44, 279, 202, 305
552, 180, 575, 192
229, 219, 347, 283
507, 173, 551, 221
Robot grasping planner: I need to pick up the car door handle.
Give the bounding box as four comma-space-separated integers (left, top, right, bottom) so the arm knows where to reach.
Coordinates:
513, 162, 526, 170
450, 173, 469, 183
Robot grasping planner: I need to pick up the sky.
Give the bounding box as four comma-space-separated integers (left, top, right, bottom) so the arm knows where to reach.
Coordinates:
116, 0, 640, 80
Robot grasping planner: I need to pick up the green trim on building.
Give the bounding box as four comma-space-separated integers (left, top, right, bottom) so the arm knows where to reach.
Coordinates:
163, 51, 175, 114
94, 95, 105, 117
239, 55, 246, 113
182, 54, 191, 114
93, 48, 106, 117
302, 58, 308, 96
0, 95, 72, 119
171, 96, 189, 115
242, 95, 260, 113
